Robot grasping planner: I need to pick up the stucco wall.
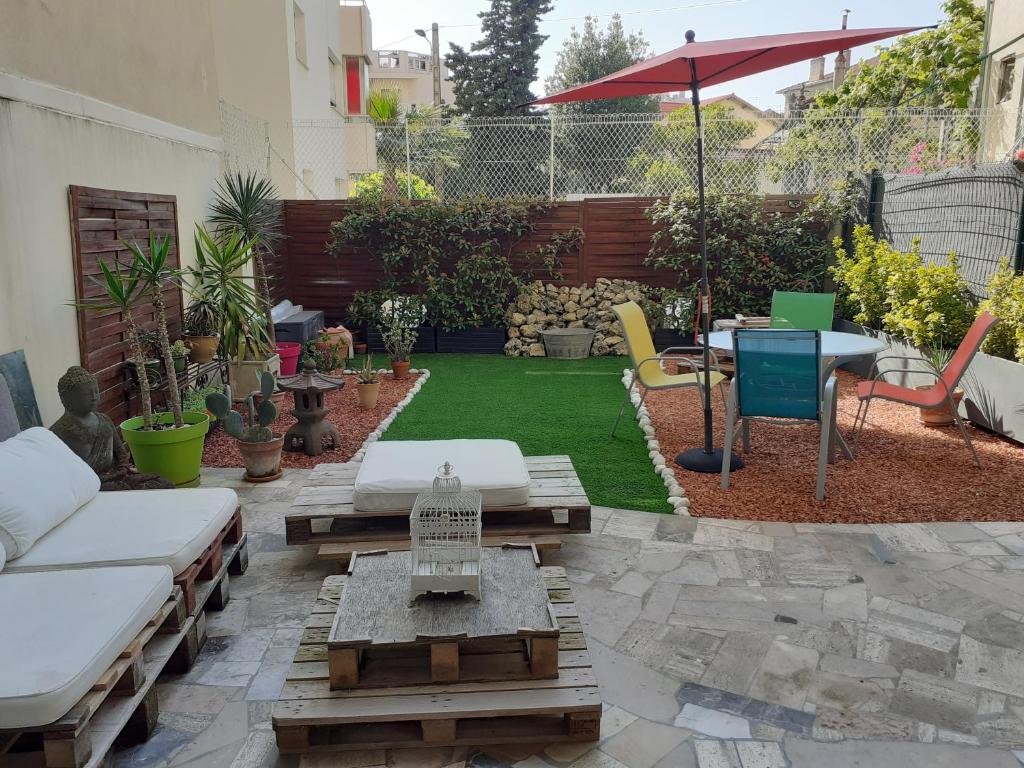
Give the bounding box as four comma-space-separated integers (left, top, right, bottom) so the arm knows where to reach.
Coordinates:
979, 0, 1024, 158
0, 100, 223, 424
0, 0, 221, 136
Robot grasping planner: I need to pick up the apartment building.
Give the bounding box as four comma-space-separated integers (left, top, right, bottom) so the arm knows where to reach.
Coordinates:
976, 0, 1024, 157
370, 49, 455, 109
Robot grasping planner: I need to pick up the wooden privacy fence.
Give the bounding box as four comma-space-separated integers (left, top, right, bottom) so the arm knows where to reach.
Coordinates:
269, 195, 813, 326
69, 185, 183, 422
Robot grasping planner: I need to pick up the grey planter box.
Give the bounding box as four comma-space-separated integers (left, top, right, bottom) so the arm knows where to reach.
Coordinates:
833, 318, 1024, 443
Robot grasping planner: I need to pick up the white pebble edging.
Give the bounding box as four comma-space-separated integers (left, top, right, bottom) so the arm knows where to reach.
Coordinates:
622, 368, 691, 516
349, 369, 431, 463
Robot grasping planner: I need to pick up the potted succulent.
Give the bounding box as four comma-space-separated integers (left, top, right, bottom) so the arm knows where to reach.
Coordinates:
126, 327, 163, 387
170, 339, 190, 374
355, 354, 381, 409
184, 297, 220, 364
916, 346, 964, 427
188, 226, 280, 399
380, 296, 422, 380
205, 371, 284, 482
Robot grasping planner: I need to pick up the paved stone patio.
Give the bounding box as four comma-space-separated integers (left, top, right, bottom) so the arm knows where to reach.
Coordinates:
113, 467, 1024, 768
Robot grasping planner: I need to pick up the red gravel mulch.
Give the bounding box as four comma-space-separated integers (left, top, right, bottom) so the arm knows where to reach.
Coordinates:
202, 373, 421, 470
645, 371, 1024, 524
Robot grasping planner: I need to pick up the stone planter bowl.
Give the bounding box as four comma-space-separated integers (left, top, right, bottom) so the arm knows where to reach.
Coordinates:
541, 328, 596, 359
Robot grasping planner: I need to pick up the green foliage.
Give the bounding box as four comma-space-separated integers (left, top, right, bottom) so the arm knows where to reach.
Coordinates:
188, 226, 272, 362
446, 0, 553, 117
304, 333, 345, 373
184, 298, 220, 337
831, 225, 920, 328
352, 171, 436, 201
379, 296, 424, 361
357, 354, 379, 384
831, 225, 976, 349
331, 198, 580, 331
170, 340, 190, 358
545, 14, 658, 116
645, 191, 844, 318
182, 384, 223, 415
979, 261, 1024, 362
205, 372, 277, 442
208, 172, 283, 251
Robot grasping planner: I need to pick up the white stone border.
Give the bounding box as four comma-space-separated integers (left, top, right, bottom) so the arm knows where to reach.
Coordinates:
621, 368, 691, 516
341, 368, 431, 463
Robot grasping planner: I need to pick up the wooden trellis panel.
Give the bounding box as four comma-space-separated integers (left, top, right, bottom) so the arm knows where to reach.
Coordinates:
68, 186, 184, 422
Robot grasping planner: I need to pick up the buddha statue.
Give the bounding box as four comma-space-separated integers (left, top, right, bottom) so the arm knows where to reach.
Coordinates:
50, 366, 173, 490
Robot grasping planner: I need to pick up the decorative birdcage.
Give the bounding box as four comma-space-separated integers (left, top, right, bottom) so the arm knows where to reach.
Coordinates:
409, 462, 483, 603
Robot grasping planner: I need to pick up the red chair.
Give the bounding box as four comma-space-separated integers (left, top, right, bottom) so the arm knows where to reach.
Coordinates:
852, 312, 998, 468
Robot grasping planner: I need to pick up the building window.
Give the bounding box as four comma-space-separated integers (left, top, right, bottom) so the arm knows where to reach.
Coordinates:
346, 57, 364, 114
293, 2, 307, 67
996, 56, 1016, 104
411, 56, 427, 71
378, 52, 399, 68
330, 56, 342, 109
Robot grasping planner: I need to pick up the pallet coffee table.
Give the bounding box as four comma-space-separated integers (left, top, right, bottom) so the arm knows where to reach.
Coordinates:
273, 545, 602, 753
285, 455, 591, 565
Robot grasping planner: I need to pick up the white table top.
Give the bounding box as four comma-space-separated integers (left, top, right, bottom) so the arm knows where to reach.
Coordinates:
704, 329, 889, 358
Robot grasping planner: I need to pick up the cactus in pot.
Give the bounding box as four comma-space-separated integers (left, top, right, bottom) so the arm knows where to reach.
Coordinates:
206, 371, 284, 482
355, 353, 381, 410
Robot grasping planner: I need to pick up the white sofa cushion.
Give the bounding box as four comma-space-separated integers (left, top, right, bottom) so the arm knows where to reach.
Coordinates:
0, 427, 100, 559
353, 439, 531, 512
5, 488, 238, 576
0, 564, 171, 729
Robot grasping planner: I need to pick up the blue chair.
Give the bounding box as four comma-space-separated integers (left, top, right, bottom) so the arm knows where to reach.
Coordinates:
721, 329, 838, 501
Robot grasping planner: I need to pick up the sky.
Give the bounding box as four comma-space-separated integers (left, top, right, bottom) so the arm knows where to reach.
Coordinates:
367, 0, 948, 111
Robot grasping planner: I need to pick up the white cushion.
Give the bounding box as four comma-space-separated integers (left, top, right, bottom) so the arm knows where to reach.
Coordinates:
4, 488, 238, 576
0, 427, 100, 559
354, 440, 531, 512
0, 565, 171, 728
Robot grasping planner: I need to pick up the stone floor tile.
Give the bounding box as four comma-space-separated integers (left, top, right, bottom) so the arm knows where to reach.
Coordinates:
198, 661, 262, 687
673, 705, 751, 738
589, 641, 682, 723
869, 596, 966, 634
661, 556, 721, 587
567, 750, 630, 768
733, 741, 786, 768
811, 709, 917, 742
748, 641, 819, 709
299, 750, 386, 766
692, 740, 741, 768
823, 583, 868, 622
599, 718, 689, 768
957, 635, 1024, 698
785, 737, 1020, 767
699, 633, 773, 695
167, 701, 250, 767
653, 743, 698, 768
818, 653, 898, 679
158, 683, 237, 715
611, 571, 654, 598
807, 671, 889, 713
641, 582, 682, 625
603, 511, 660, 541
890, 669, 980, 732
693, 525, 773, 552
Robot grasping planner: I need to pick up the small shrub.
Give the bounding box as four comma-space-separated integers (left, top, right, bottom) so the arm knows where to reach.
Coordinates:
883, 254, 976, 349
304, 333, 346, 373
831, 225, 919, 329
979, 260, 1024, 362
352, 171, 436, 201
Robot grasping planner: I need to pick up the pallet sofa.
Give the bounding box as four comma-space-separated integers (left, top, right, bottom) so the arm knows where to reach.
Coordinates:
0, 427, 246, 765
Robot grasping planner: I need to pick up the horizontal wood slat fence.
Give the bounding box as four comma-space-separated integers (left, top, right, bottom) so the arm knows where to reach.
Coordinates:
271, 195, 813, 326
69, 185, 183, 422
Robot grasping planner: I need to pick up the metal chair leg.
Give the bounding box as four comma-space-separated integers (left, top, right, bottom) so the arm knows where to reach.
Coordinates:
948, 394, 982, 468
611, 375, 636, 437
853, 397, 872, 449
721, 387, 738, 490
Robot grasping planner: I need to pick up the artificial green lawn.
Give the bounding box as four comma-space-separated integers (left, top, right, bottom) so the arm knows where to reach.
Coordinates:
381, 354, 671, 513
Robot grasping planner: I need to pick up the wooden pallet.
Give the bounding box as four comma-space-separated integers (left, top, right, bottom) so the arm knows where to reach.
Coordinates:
285, 456, 591, 548
0, 588, 191, 768
272, 567, 600, 753
174, 505, 246, 615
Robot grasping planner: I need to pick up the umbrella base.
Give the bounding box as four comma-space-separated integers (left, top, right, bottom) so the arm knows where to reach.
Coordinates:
676, 447, 744, 473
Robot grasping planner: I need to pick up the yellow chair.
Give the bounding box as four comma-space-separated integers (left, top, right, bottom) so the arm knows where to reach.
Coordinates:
611, 301, 727, 436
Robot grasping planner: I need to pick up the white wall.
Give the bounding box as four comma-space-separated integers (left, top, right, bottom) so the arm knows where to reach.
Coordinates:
0, 99, 222, 424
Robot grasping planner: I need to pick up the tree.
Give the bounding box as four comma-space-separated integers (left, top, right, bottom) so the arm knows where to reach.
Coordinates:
446, 0, 553, 117
627, 103, 757, 195
545, 15, 658, 116
544, 14, 659, 194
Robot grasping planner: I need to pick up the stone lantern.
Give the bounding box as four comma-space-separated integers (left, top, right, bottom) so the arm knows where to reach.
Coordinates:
277, 358, 345, 456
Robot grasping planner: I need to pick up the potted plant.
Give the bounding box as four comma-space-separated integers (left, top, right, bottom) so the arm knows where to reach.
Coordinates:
126, 327, 163, 386
917, 346, 964, 426
379, 296, 422, 380
205, 372, 284, 482
183, 384, 225, 433
184, 297, 221, 364
304, 332, 345, 374
170, 339, 190, 374
355, 353, 380, 409
188, 225, 280, 400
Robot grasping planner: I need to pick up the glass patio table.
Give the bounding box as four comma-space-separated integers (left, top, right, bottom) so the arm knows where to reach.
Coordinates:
703, 329, 889, 463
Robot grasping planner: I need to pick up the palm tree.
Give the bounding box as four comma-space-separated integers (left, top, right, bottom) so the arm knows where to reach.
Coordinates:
125, 233, 185, 428
208, 172, 283, 344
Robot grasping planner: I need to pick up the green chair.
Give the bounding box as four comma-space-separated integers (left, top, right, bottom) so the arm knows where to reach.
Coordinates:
769, 291, 836, 331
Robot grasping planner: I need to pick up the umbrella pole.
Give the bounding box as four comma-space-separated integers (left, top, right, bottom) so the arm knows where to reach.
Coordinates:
676, 57, 743, 474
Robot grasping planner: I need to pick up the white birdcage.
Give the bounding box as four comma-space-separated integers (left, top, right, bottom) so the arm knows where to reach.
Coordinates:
409, 462, 483, 603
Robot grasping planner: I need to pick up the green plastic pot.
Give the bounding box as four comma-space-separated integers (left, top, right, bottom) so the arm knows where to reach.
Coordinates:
120, 411, 210, 487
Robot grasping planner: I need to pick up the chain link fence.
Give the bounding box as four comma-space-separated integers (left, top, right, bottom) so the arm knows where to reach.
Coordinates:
219, 100, 271, 179
251, 108, 1010, 201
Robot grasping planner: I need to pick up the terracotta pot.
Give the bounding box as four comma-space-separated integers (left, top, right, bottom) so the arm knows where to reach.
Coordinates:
917, 386, 965, 427
353, 342, 367, 355
238, 435, 284, 482
356, 381, 381, 410
391, 359, 411, 380
186, 335, 219, 364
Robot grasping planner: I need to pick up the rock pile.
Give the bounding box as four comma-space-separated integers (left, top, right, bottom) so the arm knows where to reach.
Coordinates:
504, 278, 655, 357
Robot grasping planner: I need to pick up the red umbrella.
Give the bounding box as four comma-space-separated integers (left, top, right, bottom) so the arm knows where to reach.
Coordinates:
533, 26, 925, 473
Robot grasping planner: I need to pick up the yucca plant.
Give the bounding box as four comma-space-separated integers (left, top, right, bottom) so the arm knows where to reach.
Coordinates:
188, 225, 272, 362
74, 257, 155, 430
125, 233, 185, 428
209, 172, 283, 344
